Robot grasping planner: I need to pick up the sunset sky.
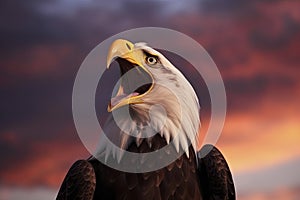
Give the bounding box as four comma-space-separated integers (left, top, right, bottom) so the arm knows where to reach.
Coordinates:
1, 0, 300, 199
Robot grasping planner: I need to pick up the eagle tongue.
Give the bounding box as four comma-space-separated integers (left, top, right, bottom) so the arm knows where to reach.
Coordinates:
110, 92, 139, 108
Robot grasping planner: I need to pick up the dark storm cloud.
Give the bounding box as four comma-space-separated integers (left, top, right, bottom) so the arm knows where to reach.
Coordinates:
0, 0, 85, 179
225, 75, 297, 112
249, 12, 300, 50
200, 0, 252, 13
0, 0, 75, 54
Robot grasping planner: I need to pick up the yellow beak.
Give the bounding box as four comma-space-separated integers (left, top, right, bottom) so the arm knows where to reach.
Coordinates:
107, 39, 139, 68
106, 39, 153, 112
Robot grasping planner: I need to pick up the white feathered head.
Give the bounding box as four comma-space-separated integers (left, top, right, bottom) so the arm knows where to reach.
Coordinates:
98, 39, 200, 160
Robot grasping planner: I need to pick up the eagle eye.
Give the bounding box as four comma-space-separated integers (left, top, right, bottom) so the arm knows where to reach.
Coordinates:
146, 56, 157, 65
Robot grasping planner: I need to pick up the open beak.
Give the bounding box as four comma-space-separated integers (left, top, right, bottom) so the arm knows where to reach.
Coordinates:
106, 39, 154, 112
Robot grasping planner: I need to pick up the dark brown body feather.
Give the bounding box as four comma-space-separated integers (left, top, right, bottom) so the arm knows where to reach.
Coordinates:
57, 135, 235, 200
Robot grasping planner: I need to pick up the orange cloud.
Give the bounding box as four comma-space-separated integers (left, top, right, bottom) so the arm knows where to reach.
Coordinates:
239, 187, 300, 200
217, 87, 300, 173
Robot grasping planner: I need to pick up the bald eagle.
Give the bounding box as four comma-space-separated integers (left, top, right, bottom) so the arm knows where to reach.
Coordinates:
57, 39, 235, 200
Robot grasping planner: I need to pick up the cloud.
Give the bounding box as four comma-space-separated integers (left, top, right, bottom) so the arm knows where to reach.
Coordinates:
235, 157, 300, 195
0, 128, 89, 187
0, 187, 57, 200
0, 0, 300, 199
219, 87, 300, 172
239, 187, 300, 200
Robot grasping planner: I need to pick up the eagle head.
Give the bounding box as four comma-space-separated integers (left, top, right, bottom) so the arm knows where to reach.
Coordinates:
100, 39, 200, 160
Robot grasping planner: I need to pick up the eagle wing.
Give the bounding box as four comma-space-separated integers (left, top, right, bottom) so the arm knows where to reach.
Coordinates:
56, 160, 96, 200
197, 144, 236, 200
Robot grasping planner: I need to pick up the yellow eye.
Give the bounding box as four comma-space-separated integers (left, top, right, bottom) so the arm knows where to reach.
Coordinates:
146, 56, 157, 65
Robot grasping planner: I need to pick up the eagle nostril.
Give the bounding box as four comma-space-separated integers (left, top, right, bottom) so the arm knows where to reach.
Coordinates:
126, 43, 131, 50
